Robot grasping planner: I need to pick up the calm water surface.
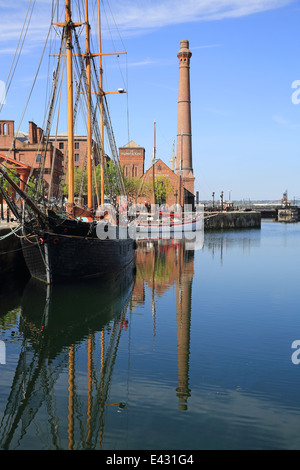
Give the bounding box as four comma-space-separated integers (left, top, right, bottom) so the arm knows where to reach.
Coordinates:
1, 220, 300, 450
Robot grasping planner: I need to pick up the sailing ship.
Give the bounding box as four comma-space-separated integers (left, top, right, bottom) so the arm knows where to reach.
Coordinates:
0, 0, 136, 284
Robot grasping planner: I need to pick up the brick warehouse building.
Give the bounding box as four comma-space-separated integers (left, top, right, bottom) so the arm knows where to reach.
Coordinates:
0, 120, 63, 197
118, 141, 194, 208
48, 133, 110, 169
0, 120, 109, 198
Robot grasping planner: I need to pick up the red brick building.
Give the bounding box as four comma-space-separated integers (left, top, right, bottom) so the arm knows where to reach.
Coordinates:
0, 120, 63, 197
137, 158, 181, 207
119, 141, 145, 178
119, 142, 194, 207
48, 133, 107, 169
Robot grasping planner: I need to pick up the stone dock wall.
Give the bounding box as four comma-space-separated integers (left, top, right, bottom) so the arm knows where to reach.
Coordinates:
204, 210, 261, 231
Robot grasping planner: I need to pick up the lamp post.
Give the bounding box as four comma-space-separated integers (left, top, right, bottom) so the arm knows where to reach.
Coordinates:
212, 191, 215, 208
174, 190, 178, 206
220, 191, 224, 211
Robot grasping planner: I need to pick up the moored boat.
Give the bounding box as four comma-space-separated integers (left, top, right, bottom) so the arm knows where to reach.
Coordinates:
0, 0, 136, 284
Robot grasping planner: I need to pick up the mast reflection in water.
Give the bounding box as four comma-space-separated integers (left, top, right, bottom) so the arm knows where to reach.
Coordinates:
134, 239, 195, 411
3, 223, 300, 449
0, 238, 195, 450
0, 263, 136, 450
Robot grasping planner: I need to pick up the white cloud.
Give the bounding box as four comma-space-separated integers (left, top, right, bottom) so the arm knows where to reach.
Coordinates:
0, 0, 295, 47
272, 114, 300, 129
108, 0, 295, 34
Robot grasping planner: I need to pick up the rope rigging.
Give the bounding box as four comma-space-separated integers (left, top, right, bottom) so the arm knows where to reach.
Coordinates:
1, 0, 130, 215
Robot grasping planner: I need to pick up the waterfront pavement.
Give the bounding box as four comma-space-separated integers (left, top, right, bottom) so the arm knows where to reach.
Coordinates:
0, 220, 18, 231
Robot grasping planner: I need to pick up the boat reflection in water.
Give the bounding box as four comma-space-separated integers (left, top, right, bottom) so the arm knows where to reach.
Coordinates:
0, 262, 136, 450
0, 237, 199, 449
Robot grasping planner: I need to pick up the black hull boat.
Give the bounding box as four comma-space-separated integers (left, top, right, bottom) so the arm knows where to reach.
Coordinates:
21, 229, 135, 284
0, 0, 137, 285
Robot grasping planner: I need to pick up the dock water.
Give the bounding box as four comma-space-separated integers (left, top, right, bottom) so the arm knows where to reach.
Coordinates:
0, 211, 261, 281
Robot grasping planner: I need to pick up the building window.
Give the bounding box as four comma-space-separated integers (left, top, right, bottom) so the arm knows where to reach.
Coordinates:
75, 142, 79, 149
36, 154, 42, 163
75, 153, 79, 162
59, 142, 64, 149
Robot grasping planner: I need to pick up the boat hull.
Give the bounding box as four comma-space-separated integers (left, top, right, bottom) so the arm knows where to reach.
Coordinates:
21, 231, 136, 284
133, 216, 203, 234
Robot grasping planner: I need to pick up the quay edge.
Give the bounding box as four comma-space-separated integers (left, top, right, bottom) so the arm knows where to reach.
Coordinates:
204, 210, 261, 231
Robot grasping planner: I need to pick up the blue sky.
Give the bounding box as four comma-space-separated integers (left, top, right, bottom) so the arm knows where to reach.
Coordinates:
0, 0, 300, 201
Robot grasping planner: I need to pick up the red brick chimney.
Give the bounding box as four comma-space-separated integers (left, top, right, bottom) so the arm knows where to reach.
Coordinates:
175, 40, 194, 195
37, 127, 44, 143
28, 121, 37, 144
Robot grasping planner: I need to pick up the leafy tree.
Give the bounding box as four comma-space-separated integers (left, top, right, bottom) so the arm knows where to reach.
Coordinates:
154, 175, 172, 205
26, 178, 37, 198
61, 166, 87, 197
0, 166, 19, 193
123, 176, 151, 202
61, 160, 126, 201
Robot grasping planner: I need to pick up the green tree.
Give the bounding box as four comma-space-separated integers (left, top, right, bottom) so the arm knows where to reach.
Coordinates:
1, 166, 19, 193
61, 161, 126, 201
154, 175, 172, 204
62, 166, 87, 197
123, 176, 152, 202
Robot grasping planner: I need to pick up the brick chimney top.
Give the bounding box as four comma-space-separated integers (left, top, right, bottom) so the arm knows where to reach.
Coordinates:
178, 40, 192, 57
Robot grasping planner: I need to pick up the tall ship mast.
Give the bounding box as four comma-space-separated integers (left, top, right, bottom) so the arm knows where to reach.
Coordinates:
0, 0, 135, 284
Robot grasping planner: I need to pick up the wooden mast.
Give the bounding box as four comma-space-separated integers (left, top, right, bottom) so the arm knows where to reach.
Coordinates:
85, 0, 93, 210
65, 0, 75, 210
152, 120, 156, 206
98, 0, 105, 206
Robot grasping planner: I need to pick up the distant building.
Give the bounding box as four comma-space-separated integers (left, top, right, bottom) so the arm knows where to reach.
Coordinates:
119, 141, 145, 178
118, 143, 194, 207
0, 120, 63, 197
48, 133, 109, 169
138, 158, 181, 207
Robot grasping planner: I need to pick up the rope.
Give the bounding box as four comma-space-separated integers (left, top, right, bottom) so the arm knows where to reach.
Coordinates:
0, 224, 22, 242
0, 0, 36, 114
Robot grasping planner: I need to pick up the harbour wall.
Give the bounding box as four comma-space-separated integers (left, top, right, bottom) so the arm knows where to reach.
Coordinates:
204, 211, 261, 231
